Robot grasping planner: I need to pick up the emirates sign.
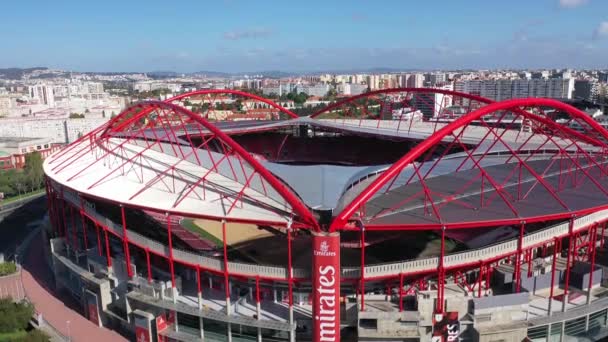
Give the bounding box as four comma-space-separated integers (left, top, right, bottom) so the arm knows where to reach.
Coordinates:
312, 232, 340, 342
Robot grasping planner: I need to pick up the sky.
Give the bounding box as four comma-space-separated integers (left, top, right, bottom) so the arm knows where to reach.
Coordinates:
1, 0, 608, 72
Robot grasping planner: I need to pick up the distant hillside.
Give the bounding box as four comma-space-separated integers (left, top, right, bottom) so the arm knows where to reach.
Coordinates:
0, 67, 48, 80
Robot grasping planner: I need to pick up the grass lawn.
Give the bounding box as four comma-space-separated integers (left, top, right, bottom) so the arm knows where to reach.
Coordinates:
0, 330, 27, 341
180, 218, 223, 247
1, 189, 45, 205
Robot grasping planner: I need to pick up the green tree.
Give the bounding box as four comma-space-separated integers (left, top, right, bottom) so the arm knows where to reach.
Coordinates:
323, 88, 338, 101
24, 152, 44, 191
0, 298, 34, 333
23, 329, 50, 342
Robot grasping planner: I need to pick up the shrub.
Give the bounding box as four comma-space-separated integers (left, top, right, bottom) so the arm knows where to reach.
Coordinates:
0, 262, 17, 277
0, 299, 34, 333
23, 329, 49, 342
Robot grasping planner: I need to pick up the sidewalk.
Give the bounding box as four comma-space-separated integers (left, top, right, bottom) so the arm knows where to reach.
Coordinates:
21, 231, 126, 342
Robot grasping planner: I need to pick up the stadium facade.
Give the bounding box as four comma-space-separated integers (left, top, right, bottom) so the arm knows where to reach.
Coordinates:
42, 89, 608, 342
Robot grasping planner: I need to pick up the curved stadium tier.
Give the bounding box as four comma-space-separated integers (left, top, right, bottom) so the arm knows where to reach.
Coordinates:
43, 89, 608, 342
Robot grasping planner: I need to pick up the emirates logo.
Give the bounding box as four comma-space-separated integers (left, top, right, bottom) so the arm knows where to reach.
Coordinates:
314, 240, 336, 256
320, 241, 329, 253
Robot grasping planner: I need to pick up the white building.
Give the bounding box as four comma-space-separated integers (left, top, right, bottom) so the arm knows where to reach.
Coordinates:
0, 117, 109, 143
454, 78, 575, 101
338, 83, 368, 96
297, 84, 330, 97
28, 84, 55, 107
406, 74, 425, 88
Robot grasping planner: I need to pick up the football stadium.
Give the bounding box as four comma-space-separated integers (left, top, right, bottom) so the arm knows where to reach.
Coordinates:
42, 89, 608, 342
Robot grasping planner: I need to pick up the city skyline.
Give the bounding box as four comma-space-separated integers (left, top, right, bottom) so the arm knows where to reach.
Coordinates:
2, 0, 608, 72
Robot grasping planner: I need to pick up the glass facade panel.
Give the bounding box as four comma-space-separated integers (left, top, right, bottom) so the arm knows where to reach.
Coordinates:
528, 325, 548, 342
549, 322, 562, 342
589, 309, 608, 334
564, 316, 587, 338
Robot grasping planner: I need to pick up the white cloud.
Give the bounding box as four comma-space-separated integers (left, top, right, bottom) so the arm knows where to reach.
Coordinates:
559, 0, 588, 8
593, 21, 608, 39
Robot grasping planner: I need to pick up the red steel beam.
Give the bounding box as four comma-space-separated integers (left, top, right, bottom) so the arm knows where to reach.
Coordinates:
167, 214, 176, 288
121, 206, 133, 278
310, 87, 493, 119
222, 220, 230, 303
104, 101, 318, 230
331, 98, 608, 231
562, 218, 575, 311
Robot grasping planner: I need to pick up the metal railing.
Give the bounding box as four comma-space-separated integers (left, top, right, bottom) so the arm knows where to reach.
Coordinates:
57, 184, 608, 281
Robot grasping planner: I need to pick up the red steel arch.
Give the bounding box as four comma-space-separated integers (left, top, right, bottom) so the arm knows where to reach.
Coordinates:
331, 98, 608, 231
310, 87, 495, 119
49, 100, 319, 230
165, 89, 300, 119
105, 89, 299, 135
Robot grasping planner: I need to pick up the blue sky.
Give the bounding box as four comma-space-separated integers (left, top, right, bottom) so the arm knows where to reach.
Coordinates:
1, 0, 607, 72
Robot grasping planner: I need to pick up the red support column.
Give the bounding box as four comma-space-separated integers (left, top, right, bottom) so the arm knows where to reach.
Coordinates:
478, 261, 483, 298
360, 227, 365, 311
601, 223, 606, 248
587, 224, 598, 304
146, 248, 152, 283
527, 249, 533, 278
437, 227, 446, 313
103, 227, 112, 269
196, 266, 201, 295
485, 264, 492, 290
60, 188, 66, 237
562, 217, 575, 311
515, 222, 525, 293
79, 201, 88, 250
311, 231, 340, 342
255, 276, 260, 305
70, 206, 78, 250
287, 228, 294, 310
95, 223, 102, 257
167, 214, 176, 289
51, 187, 60, 236
549, 237, 558, 315
221, 220, 230, 304
399, 273, 404, 312
120, 206, 132, 278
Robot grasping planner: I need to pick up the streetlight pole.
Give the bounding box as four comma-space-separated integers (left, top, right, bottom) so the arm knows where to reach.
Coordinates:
66, 320, 71, 342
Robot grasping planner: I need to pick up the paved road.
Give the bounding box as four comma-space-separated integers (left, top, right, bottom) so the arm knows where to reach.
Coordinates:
21, 231, 127, 342
0, 196, 46, 259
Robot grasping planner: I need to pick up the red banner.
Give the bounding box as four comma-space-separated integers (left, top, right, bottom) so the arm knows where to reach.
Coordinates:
432, 312, 460, 342
156, 314, 167, 342
312, 232, 340, 342
135, 326, 150, 342
87, 303, 98, 325
167, 310, 176, 325
84, 290, 99, 326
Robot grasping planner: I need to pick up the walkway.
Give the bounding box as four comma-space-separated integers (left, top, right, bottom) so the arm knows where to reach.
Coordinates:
0, 272, 25, 301
21, 230, 126, 342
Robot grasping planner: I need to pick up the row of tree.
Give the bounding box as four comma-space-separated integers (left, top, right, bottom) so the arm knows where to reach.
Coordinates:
0, 152, 45, 198
0, 298, 48, 341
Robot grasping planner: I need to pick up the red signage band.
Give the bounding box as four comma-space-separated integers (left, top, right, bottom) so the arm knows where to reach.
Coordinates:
312, 232, 340, 342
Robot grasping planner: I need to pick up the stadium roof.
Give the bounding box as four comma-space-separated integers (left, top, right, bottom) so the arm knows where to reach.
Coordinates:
43, 91, 608, 232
